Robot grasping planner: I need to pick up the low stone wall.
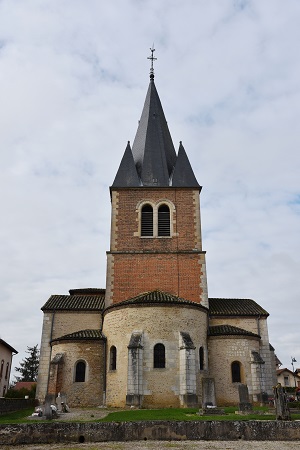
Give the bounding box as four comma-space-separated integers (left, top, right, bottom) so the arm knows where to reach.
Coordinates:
0, 420, 300, 445
0, 398, 35, 415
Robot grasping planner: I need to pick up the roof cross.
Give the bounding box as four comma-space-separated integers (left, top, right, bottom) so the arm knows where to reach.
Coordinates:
147, 45, 157, 79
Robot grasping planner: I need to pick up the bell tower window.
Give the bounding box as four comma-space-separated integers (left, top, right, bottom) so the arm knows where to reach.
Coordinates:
141, 204, 153, 236
158, 204, 170, 236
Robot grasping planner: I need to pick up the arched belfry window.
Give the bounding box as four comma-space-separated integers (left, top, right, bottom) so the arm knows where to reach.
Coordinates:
110, 346, 117, 371
141, 204, 153, 237
154, 343, 165, 368
158, 204, 170, 236
75, 361, 86, 382
231, 361, 241, 383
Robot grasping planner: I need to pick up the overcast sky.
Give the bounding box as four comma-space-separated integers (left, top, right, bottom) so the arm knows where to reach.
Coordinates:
1, 0, 299, 380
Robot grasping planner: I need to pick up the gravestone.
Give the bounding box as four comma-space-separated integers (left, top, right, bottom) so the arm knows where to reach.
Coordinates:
44, 394, 56, 420
238, 384, 253, 413
273, 383, 291, 420
200, 378, 224, 415
56, 393, 62, 412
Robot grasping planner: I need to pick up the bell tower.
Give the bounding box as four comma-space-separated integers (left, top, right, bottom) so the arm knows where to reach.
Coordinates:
105, 49, 208, 308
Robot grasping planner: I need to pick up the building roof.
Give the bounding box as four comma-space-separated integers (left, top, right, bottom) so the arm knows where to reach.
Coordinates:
13, 381, 36, 391
277, 368, 300, 378
208, 324, 260, 338
51, 329, 105, 343
104, 289, 208, 312
41, 294, 105, 311
209, 298, 269, 317
0, 338, 18, 354
112, 79, 200, 188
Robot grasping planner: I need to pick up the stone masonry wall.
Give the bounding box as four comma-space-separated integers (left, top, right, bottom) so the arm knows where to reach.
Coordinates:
208, 335, 261, 405
36, 311, 102, 404
102, 304, 208, 408
49, 340, 105, 407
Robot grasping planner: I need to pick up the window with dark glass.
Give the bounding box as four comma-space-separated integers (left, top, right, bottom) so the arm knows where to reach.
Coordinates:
154, 343, 165, 368
75, 361, 86, 382
231, 361, 241, 383
110, 346, 117, 370
199, 346, 204, 370
0, 360, 4, 378
158, 204, 170, 236
141, 204, 153, 236
5, 362, 9, 380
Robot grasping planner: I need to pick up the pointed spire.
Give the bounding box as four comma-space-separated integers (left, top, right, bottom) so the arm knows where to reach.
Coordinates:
131, 80, 177, 186
112, 141, 140, 187
172, 142, 200, 188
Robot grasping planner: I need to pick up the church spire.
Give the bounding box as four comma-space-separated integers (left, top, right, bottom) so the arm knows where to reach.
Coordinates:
112, 50, 200, 188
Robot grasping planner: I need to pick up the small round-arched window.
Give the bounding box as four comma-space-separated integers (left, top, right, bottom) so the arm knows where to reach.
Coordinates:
231, 361, 241, 383
110, 346, 117, 371
154, 343, 166, 368
75, 361, 86, 382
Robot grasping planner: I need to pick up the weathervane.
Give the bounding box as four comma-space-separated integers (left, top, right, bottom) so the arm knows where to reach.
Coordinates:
147, 45, 157, 79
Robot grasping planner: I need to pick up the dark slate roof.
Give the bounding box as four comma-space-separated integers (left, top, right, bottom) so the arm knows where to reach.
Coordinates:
209, 298, 269, 317
41, 294, 105, 311
208, 325, 260, 338
172, 142, 200, 188
51, 329, 104, 343
112, 141, 141, 187
131, 80, 177, 187
104, 289, 207, 312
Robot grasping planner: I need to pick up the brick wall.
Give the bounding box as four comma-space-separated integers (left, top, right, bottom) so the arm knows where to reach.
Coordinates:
106, 188, 208, 307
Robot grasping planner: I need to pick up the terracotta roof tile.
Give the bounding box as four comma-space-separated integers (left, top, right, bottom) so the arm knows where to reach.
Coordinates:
105, 290, 208, 311
51, 329, 104, 343
209, 298, 268, 317
208, 325, 260, 338
41, 294, 105, 311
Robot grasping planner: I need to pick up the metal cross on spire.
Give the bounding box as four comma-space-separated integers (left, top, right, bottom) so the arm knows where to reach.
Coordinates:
147, 45, 157, 80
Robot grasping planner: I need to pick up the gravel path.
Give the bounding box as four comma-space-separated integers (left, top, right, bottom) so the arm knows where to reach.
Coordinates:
2, 441, 300, 449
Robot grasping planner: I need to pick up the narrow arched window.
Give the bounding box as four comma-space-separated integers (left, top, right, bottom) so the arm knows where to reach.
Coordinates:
110, 346, 117, 370
154, 343, 165, 368
75, 361, 86, 382
0, 360, 4, 378
158, 204, 170, 236
231, 361, 241, 383
5, 363, 9, 380
141, 204, 153, 236
199, 347, 204, 370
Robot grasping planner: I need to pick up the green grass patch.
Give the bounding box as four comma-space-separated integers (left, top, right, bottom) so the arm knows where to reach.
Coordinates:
97, 407, 279, 422
0, 408, 35, 424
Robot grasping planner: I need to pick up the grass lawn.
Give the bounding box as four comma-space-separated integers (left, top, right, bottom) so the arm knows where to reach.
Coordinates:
0, 407, 299, 424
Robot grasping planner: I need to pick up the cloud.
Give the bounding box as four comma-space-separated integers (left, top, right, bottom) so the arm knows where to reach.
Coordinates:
0, 0, 299, 377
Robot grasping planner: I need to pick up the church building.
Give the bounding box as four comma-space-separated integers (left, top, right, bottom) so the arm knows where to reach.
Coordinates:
36, 53, 277, 408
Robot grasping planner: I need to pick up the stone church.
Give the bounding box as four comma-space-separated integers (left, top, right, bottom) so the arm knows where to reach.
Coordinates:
36, 59, 277, 408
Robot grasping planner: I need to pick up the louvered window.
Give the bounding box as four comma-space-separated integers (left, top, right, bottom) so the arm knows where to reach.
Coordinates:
75, 361, 86, 382
231, 361, 241, 383
154, 343, 165, 368
158, 204, 170, 236
141, 204, 153, 236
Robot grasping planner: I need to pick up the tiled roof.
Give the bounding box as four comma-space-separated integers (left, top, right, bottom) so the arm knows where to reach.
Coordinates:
41, 294, 105, 311
69, 288, 105, 296
51, 329, 104, 343
209, 298, 269, 317
208, 325, 260, 338
105, 290, 208, 311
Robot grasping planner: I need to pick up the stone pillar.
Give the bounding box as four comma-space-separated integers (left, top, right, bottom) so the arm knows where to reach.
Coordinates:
179, 332, 198, 407
126, 332, 143, 407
